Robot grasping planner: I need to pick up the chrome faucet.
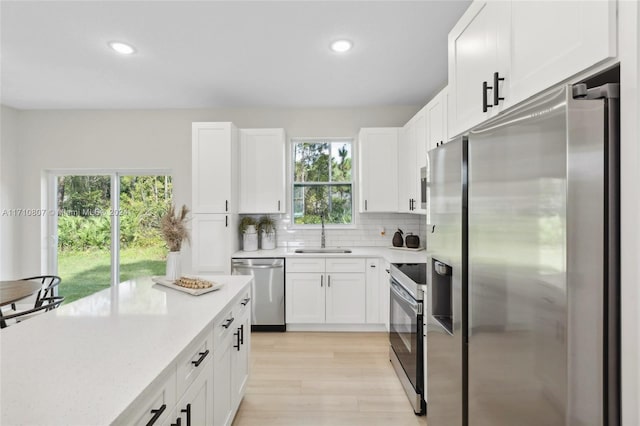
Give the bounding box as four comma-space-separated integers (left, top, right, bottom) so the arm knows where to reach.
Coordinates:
320, 213, 326, 248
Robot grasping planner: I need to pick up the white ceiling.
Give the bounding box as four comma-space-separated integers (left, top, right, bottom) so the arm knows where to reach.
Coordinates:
1, 1, 471, 110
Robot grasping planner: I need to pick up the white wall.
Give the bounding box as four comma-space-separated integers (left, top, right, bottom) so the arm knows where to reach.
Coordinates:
0, 105, 419, 277
0, 105, 21, 278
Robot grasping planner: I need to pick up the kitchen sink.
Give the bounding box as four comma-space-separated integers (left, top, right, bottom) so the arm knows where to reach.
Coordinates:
294, 248, 352, 254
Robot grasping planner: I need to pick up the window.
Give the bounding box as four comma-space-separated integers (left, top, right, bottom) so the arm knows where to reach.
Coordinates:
292, 139, 353, 225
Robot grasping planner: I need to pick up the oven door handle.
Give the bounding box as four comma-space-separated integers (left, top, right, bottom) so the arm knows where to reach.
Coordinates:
390, 279, 419, 314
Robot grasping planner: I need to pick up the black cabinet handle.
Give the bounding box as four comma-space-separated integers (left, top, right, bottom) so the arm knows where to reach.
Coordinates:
278, 200, 281, 211
370, 264, 377, 268
225, 200, 228, 212
180, 404, 191, 426
493, 72, 505, 106
222, 317, 235, 328
328, 275, 331, 288
239, 324, 244, 345
241, 297, 251, 306
320, 275, 323, 287
191, 349, 209, 367
225, 215, 228, 227
409, 199, 412, 211
364, 199, 368, 211
146, 404, 166, 426
234, 329, 241, 351
482, 81, 493, 113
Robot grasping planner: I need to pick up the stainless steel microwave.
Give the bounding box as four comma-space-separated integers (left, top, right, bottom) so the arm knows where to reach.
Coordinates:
420, 166, 427, 209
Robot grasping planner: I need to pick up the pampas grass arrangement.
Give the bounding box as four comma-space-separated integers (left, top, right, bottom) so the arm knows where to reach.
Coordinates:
160, 204, 190, 252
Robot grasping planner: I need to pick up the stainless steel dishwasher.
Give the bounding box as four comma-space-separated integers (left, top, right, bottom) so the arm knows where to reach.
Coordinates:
231, 258, 285, 331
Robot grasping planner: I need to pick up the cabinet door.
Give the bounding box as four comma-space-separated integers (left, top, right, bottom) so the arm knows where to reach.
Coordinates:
117, 368, 176, 426
379, 260, 391, 329
174, 358, 214, 426
325, 273, 366, 324
239, 129, 286, 214
397, 122, 417, 213
285, 273, 325, 323
213, 333, 232, 426
192, 123, 234, 213
192, 214, 232, 274
358, 128, 399, 213
448, 1, 510, 137
413, 107, 427, 215
427, 88, 447, 151
231, 312, 251, 410
365, 259, 380, 324
509, 0, 616, 107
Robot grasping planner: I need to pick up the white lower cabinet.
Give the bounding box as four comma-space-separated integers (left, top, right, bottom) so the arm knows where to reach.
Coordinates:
165, 358, 214, 426
117, 286, 251, 426
213, 336, 232, 426
365, 258, 380, 324
123, 368, 177, 426
286, 273, 326, 323
380, 259, 391, 331
213, 290, 252, 426
192, 214, 237, 274
286, 258, 366, 325
325, 273, 366, 323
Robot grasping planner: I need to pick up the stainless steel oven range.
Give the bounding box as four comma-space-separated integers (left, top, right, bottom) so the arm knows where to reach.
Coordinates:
389, 262, 426, 415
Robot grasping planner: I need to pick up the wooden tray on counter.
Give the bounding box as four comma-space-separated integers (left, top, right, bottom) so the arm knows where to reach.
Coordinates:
151, 276, 224, 296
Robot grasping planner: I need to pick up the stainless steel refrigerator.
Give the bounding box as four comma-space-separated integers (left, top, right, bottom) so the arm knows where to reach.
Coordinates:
426, 83, 620, 426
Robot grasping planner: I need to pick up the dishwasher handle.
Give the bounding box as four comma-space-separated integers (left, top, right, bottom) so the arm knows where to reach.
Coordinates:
233, 264, 282, 270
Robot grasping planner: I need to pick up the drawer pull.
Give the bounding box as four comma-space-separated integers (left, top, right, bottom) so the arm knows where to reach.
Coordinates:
222, 317, 235, 328
191, 350, 209, 367
146, 404, 166, 426
239, 324, 244, 345
181, 403, 191, 426
233, 329, 241, 351
241, 297, 251, 306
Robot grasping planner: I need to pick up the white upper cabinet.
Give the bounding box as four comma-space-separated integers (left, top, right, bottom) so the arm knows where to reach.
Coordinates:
358, 128, 399, 213
399, 106, 427, 214
238, 128, 286, 214
426, 87, 448, 152
448, 1, 510, 137
192, 122, 238, 213
509, 0, 617, 106
448, 0, 617, 137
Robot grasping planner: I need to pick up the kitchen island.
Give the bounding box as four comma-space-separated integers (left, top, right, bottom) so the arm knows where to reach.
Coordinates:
0, 275, 252, 426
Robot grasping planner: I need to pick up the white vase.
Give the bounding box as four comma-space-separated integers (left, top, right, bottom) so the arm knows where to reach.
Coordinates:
261, 231, 276, 250
166, 251, 181, 280
243, 225, 258, 251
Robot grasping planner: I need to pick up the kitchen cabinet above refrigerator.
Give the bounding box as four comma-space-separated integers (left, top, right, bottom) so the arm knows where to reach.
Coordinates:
448, 0, 617, 138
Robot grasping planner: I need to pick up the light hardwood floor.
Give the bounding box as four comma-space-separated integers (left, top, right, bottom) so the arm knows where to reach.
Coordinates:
232, 332, 427, 426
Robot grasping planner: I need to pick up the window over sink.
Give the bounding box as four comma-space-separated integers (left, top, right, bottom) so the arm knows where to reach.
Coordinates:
292, 138, 353, 225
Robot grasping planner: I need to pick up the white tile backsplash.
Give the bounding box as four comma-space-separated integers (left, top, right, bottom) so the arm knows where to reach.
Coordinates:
241, 212, 427, 249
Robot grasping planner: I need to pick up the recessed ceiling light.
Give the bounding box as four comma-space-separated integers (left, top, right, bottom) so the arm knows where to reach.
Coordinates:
108, 41, 136, 55
330, 39, 353, 53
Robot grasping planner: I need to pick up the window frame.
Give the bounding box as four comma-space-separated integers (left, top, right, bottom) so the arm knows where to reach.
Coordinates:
290, 137, 356, 229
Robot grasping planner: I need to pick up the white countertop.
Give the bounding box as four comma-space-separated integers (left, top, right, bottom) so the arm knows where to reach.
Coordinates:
231, 246, 427, 264
0, 275, 252, 426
